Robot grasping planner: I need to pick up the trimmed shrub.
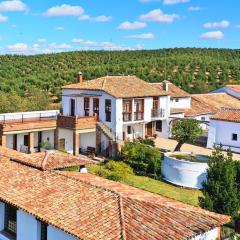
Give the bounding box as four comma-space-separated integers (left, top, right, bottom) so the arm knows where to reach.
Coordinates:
138, 138, 155, 147
121, 141, 161, 177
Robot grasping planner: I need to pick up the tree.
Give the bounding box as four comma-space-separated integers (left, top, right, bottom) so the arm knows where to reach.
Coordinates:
121, 141, 161, 177
171, 119, 203, 151
199, 147, 240, 218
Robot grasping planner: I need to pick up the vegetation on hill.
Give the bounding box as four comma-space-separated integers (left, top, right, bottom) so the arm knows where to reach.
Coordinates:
1, 48, 240, 100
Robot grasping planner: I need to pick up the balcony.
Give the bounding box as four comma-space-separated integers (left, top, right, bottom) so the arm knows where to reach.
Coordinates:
134, 112, 144, 121
151, 108, 166, 119
123, 113, 132, 122
57, 115, 97, 130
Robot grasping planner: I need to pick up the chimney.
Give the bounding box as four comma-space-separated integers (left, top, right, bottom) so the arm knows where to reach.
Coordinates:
163, 80, 170, 92
77, 72, 84, 83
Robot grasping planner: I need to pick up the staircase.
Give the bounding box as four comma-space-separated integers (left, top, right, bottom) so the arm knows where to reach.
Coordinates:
96, 121, 115, 141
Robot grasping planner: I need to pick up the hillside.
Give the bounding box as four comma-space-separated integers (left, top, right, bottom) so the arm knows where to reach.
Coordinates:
1, 48, 240, 100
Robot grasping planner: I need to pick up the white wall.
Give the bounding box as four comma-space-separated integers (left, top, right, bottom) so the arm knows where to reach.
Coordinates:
115, 98, 123, 140
160, 95, 171, 117
123, 123, 144, 140
59, 128, 73, 154
48, 226, 78, 240
80, 132, 96, 151
162, 153, 208, 189
156, 120, 169, 138
208, 120, 240, 153
42, 130, 54, 148
191, 227, 219, 240
170, 97, 191, 109
17, 210, 40, 240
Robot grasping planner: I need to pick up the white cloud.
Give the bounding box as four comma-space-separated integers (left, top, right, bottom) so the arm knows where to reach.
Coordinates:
204, 20, 230, 28
48, 43, 72, 49
7, 43, 28, 52
236, 25, 240, 28
118, 21, 147, 30
71, 38, 129, 50
140, 9, 179, 23
188, 6, 202, 11
163, 0, 189, 5
44, 4, 84, 17
94, 15, 112, 22
37, 38, 47, 43
136, 43, 145, 50
55, 26, 64, 31
127, 33, 155, 39
201, 31, 224, 40
72, 38, 84, 43
0, 0, 27, 12
79, 14, 112, 22
0, 13, 7, 22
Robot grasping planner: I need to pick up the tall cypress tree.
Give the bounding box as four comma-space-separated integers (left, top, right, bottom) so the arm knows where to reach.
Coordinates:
199, 147, 240, 218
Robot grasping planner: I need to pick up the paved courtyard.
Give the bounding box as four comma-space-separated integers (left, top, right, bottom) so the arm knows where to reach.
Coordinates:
155, 137, 240, 161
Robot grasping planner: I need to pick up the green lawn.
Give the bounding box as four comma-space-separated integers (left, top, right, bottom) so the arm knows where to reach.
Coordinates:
88, 165, 202, 207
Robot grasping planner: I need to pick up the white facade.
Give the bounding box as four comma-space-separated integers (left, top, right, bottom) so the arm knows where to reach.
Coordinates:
170, 96, 191, 109
6, 130, 55, 152
190, 227, 219, 240
207, 119, 240, 153
0, 202, 78, 240
62, 89, 171, 144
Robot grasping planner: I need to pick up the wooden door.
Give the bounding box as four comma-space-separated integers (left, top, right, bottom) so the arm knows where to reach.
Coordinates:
13, 134, 17, 150
93, 98, 99, 119
70, 99, 75, 116
59, 138, 65, 150
146, 122, 153, 137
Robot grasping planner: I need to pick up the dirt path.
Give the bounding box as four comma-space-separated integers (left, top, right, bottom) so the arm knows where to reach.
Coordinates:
155, 137, 240, 160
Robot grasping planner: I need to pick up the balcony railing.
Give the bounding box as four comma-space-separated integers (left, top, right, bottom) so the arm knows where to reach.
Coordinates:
123, 113, 132, 122
57, 115, 97, 130
151, 108, 166, 119
134, 112, 144, 121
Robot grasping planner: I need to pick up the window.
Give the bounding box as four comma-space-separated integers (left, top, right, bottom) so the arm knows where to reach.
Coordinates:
24, 135, 29, 147
105, 99, 111, 122
127, 126, 132, 135
70, 99, 75, 116
40, 222, 48, 240
201, 117, 206, 121
4, 204, 17, 236
156, 120, 162, 132
84, 97, 90, 116
123, 100, 132, 122
134, 99, 144, 121
153, 97, 159, 110
175, 98, 179, 102
232, 133, 238, 141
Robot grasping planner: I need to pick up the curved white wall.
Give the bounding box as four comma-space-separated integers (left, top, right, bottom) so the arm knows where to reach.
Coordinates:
162, 153, 208, 189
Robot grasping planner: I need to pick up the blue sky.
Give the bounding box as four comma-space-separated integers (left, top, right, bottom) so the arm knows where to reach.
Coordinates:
0, 0, 239, 54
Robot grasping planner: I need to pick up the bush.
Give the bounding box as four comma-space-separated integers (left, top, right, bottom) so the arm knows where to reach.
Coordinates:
199, 147, 240, 218
138, 138, 155, 147
89, 161, 134, 182
121, 141, 161, 177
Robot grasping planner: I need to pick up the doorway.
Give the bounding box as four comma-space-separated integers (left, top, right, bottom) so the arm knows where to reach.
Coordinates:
93, 98, 99, 119
146, 122, 153, 137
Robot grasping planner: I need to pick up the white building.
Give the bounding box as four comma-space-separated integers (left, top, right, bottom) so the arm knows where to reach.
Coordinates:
0, 150, 230, 240
58, 75, 171, 155
207, 108, 240, 153
0, 110, 59, 154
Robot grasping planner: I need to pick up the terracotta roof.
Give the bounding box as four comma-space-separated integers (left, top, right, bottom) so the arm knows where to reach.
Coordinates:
170, 108, 186, 114
226, 85, 240, 93
211, 108, 240, 123
60, 171, 230, 240
62, 76, 167, 98
151, 82, 190, 98
0, 157, 123, 240
0, 147, 91, 170
180, 93, 240, 117
0, 118, 56, 133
